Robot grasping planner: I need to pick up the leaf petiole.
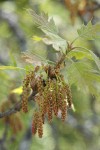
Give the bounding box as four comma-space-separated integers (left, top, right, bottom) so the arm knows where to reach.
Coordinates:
70, 36, 80, 46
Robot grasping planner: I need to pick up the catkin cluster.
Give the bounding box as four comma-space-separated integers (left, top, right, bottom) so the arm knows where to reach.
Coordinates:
22, 65, 72, 138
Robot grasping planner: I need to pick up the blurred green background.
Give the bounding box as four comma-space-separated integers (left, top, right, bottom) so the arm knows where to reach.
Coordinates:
0, 0, 100, 150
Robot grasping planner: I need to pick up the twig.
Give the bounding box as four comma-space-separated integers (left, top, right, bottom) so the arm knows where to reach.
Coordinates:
0, 91, 37, 119
0, 49, 67, 119
56, 53, 66, 68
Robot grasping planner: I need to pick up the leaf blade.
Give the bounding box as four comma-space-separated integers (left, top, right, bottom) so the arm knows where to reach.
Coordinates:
77, 21, 100, 40
29, 9, 67, 52
65, 59, 100, 97
74, 47, 100, 71
0, 66, 25, 70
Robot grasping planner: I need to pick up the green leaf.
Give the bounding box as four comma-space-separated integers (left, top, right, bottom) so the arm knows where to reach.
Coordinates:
42, 32, 67, 52
89, 50, 100, 71
65, 59, 100, 97
28, 10, 58, 34
74, 47, 100, 71
29, 9, 67, 52
0, 66, 25, 70
77, 21, 100, 40
22, 51, 55, 66
67, 49, 92, 60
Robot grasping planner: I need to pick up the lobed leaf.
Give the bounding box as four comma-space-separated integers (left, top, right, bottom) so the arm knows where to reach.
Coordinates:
73, 47, 100, 71
42, 31, 67, 52
77, 21, 100, 40
29, 9, 67, 52
67, 49, 92, 60
65, 59, 100, 97
28, 9, 58, 34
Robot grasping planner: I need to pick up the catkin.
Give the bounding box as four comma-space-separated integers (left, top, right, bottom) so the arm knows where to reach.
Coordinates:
21, 65, 73, 138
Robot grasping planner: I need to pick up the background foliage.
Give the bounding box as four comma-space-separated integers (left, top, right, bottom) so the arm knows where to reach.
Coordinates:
0, 0, 100, 150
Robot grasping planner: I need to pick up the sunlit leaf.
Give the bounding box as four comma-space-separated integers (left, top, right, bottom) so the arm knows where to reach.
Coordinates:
0, 66, 25, 70
67, 49, 92, 60
11, 86, 23, 95
29, 9, 67, 52
71, 103, 76, 112
32, 36, 42, 41
28, 10, 58, 34
77, 21, 100, 40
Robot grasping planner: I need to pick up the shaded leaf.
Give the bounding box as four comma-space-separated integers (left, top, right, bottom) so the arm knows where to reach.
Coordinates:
21, 51, 55, 66
65, 59, 100, 97
74, 47, 100, 71
21, 52, 42, 66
